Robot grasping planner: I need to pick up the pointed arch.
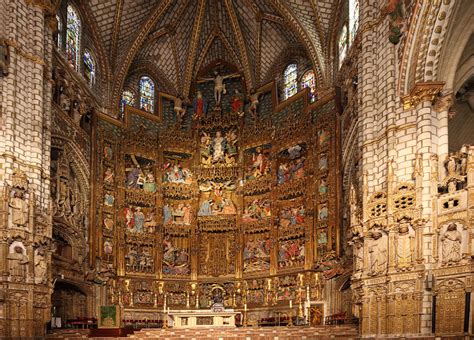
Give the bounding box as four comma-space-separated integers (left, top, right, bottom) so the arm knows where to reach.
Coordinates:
268, 0, 327, 86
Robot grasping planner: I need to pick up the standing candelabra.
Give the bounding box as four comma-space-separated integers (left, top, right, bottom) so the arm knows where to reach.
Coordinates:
243, 303, 248, 327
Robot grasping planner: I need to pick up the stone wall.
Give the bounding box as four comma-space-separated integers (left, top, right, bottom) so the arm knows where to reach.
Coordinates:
341, 0, 473, 337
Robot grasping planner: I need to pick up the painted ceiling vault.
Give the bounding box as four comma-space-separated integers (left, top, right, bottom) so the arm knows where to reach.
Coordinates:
86, 0, 338, 102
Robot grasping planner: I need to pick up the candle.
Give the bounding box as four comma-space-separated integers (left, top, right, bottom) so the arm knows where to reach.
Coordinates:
244, 303, 247, 312
167, 307, 170, 314
290, 300, 293, 309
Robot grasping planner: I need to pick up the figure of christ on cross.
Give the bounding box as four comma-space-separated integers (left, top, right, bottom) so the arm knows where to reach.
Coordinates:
197, 71, 241, 106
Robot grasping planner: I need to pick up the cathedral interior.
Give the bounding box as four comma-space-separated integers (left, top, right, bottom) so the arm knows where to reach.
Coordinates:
1, 0, 474, 339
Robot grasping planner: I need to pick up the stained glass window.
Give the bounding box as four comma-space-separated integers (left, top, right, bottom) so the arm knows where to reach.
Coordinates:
139, 76, 155, 113
283, 64, 298, 100
301, 70, 316, 103
66, 5, 81, 70
56, 15, 62, 49
349, 0, 360, 46
83, 50, 96, 87
339, 25, 348, 68
120, 90, 135, 115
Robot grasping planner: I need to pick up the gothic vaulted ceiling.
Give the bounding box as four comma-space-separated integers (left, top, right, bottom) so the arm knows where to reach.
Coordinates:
86, 0, 338, 103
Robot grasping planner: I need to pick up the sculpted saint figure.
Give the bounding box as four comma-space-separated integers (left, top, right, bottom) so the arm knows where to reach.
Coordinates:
34, 248, 47, 283
212, 131, 226, 163
193, 91, 207, 119
444, 154, 458, 176
395, 219, 414, 270
10, 190, 28, 227
230, 89, 244, 115
368, 230, 387, 276
441, 223, 462, 264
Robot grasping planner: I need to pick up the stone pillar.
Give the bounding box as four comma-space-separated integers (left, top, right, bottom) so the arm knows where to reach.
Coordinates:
0, 0, 54, 337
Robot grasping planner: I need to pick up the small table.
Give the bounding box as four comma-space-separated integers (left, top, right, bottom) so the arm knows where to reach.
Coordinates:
169, 309, 240, 328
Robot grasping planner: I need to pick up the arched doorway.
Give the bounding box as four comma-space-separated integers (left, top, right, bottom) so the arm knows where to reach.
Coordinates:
51, 281, 87, 327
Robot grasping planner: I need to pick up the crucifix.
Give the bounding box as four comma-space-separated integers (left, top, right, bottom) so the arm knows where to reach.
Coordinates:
197, 71, 241, 105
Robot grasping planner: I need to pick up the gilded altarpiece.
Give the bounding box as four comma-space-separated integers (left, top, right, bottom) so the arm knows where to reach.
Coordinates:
119, 129, 159, 278
93, 87, 341, 322
95, 127, 120, 275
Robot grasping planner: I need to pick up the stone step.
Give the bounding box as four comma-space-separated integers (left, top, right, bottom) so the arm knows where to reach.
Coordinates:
126, 325, 359, 340
46, 329, 90, 339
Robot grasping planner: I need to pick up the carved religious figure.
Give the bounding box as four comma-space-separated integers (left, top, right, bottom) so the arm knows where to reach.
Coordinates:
395, 218, 414, 270
441, 223, 462, 265
34, 248, 47, 284
444, 154, 458, 177
8, 241, 29, 277
212, 131, 226, 163
197, 71, 240, 105
9, 190, 28, 228
349, 184, 359, 225
230, 89, 244, 115
133, 207, 145, 232
103, 167, 114, 185
173, 97, 186, 124
250, 147, 269, 179
248, 91, 260, 120
193, 91, 207, 119
143, 171, 156, 193
368, 229, 387, 276
353, 241, 363, 272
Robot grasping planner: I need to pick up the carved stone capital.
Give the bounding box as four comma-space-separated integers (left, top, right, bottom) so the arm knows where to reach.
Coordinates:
433, 91, 454, 113
402, 82, 445, 110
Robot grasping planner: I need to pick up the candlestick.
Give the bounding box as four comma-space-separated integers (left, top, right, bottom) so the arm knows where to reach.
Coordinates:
289, 300, 292, 309
244, 303, 247, 312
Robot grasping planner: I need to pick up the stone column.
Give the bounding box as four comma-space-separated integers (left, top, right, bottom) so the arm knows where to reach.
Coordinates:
0, 0, 54, 337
